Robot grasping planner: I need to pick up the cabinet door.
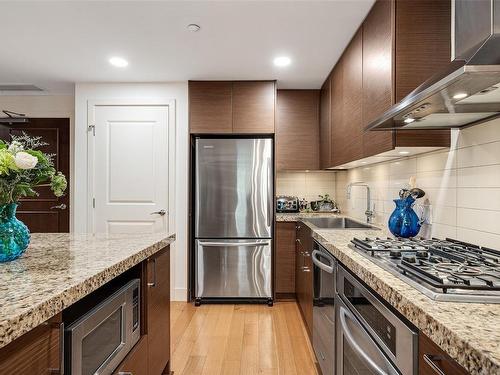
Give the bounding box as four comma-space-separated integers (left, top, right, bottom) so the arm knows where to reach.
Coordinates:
275, 222, 297, 296
330, 61, 343, 167
113, 336, 148, 375
296, 223, 313, 337
146, 247, 170, 375
332, 29, 364, 166
189, 81, 233, 134
319, 76, 332, 169
362, 0, 395, 157
233, 81, 276, 133
0, 314, 61, 375
276, 90, 320, 170
419, 332, 469, 375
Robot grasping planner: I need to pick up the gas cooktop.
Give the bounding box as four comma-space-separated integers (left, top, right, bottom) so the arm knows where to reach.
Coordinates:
349, 237, 500, 303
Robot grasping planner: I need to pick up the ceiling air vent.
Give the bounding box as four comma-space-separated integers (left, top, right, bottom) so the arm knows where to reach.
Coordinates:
0, 84, 43, 92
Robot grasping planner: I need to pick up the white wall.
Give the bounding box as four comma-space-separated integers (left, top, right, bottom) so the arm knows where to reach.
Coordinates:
336, 118, 500, 249
276, 171, 336, 203
74, 83, 189, 301
0, 94, 75, 230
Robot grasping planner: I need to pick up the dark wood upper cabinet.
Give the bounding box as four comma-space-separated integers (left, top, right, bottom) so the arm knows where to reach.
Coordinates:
395, 0, 452, 101
322, 0, 452, 168
146, 247, 170, 375
362, 0, 395, 157
330, 60, 344, 167
319, 76, 332, 169
189, 80, 276, 134
189, 81, 233, 134
233, 81, 276, 134
276, 89, 320, 170
331, 29, 363, 167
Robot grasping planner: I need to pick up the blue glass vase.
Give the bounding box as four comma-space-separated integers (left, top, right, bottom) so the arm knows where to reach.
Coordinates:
0, 203, 30, 262
388, 197, 421, 238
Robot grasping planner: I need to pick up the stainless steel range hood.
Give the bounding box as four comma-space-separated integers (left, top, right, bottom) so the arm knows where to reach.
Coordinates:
367, 0, 500, 131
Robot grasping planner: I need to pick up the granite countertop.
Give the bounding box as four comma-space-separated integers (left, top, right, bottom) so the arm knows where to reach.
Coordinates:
0, 232, 175, 350
298, 218, 500, 375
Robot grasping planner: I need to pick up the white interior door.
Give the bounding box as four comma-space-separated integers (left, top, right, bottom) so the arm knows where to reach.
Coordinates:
90, 105, 169, 234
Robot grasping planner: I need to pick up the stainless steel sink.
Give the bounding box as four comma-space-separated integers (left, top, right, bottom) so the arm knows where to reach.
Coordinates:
303, 217, 378, 230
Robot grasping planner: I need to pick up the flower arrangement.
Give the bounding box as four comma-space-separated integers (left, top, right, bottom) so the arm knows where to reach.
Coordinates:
0, 132, 67, 204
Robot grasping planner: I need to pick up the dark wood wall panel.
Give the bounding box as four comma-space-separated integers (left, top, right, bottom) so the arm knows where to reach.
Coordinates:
276, 90, 320, 170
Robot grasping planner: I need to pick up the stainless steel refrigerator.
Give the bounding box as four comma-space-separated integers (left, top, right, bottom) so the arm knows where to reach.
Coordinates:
194, 137, 273, 305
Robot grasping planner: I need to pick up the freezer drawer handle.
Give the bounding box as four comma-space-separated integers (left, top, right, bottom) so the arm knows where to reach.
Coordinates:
312, 250, 334, 274
339, 306, 389, 375
199, 241, 270, 247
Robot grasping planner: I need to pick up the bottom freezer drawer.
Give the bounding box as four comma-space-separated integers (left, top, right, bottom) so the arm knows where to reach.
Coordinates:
195, 239, 272, 298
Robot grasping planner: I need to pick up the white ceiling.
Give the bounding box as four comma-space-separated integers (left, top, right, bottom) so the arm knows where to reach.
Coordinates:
0, 0, 374, 94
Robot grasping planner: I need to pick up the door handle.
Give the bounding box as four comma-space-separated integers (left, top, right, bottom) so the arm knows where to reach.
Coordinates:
50, 203, 67, 210
312, 250, 334, 274
423, 354, 447, 375
150, 209, 167, 216
200, 241, 270, 247
147, 258, 156, 287
339, 306, 389, 375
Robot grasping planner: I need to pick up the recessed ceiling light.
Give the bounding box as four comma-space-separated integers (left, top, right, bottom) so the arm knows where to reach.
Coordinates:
273, 56, 291, 67
187, 24, 201, 32
453, 92, 468, 100
399, 151, 410, 155
109, 57, 128, 68
361, 161, 367, 164
404, 117, 415, 124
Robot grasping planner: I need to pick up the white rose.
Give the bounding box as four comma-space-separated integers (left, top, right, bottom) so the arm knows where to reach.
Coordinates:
14, 152, 38, 170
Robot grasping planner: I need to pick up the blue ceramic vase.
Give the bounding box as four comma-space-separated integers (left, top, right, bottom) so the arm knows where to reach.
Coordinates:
388, 197, 421, 238
0, 203, 30, 262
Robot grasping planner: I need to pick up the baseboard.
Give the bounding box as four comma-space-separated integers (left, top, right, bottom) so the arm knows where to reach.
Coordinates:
172, 287, 188, 301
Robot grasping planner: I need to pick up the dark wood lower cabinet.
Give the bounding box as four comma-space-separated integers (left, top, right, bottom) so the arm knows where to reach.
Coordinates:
146, 247, 171, 375
0, 314, 62, 375
275, 222, 297, 299
113, 336, 149, 375
295, 223, 313, 337
419, 332, 469, 375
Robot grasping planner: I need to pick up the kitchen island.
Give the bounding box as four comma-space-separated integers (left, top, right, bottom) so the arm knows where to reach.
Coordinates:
0, 232, 174, 374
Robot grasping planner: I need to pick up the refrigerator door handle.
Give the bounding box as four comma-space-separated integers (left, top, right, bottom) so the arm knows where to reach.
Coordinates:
199, 241, 270, 247
267, 159, 272, 228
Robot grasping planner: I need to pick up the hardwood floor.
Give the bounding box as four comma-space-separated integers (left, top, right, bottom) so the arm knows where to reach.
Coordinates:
170, 302, 319, 375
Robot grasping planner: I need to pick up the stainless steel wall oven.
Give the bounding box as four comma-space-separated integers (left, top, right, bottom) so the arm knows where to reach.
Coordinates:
336, 265, 417, 375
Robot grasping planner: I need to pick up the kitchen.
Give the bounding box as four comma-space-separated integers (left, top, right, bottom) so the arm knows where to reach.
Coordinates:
0, 1, 499, 375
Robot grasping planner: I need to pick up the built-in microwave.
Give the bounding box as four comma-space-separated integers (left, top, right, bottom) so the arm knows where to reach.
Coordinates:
65, 279, 141, 375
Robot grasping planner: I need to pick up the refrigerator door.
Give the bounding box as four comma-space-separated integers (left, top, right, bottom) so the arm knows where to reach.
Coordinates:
195, 239, 272, 298
195, 138, 273, 239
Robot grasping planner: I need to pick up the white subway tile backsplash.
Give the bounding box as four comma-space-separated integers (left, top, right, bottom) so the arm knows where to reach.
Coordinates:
457, 188, 500, 211
457, 208, 500, 235
457, 141, 500, 168
457, 165, 500, 188
336, 118, 500, 247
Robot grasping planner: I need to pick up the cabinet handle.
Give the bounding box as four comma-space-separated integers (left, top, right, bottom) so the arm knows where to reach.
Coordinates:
148, 258, 156, 287
423, 354, 447, 375
118, 372, 133, 375
302, 266, 311, 272
48, 322, 64, 375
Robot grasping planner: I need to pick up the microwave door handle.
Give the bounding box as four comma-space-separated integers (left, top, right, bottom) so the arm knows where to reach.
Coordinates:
339, 306, 391, 375
311, 250, 334, 274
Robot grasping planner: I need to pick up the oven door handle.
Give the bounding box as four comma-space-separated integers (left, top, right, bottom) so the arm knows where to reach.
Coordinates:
339, 306, 392, 375
311, 250, 334, 274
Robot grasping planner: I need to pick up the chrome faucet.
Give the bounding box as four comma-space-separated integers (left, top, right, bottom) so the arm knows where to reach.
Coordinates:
346, 182, 374, 223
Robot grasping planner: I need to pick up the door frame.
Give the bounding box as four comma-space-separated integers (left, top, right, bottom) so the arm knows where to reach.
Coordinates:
86, 98, 176, 235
